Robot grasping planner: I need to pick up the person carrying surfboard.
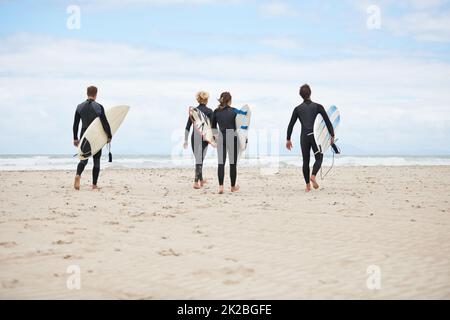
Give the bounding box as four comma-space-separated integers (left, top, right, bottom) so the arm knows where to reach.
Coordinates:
73, 86, 112, 190
184, 91, 213, 189
286, 84, 335, 192
211, 92, 240, 194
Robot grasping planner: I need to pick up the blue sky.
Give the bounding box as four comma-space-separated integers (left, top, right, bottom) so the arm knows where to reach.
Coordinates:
0, 0, 449, 155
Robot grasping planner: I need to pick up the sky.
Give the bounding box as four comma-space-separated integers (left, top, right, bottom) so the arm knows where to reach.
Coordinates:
0, 0, 449, 156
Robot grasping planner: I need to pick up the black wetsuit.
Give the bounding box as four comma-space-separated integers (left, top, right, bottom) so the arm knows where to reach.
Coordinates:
287, 100, 334, 184
73, 99, 112, 185
211, 106, 238, 187
185, 104, 213, 182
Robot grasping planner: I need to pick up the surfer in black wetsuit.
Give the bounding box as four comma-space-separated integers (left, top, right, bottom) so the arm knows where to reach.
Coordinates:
73, 86, 112, 190
184, 91, 213, 189
286, 84, 335, 192
211, 92, 240, 194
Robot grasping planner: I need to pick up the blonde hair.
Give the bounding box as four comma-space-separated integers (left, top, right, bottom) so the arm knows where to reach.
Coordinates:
196, 91, 210, 105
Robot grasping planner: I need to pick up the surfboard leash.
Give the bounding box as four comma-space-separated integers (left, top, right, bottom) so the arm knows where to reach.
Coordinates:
320, 139, 341, 180
320, 152, 335, 180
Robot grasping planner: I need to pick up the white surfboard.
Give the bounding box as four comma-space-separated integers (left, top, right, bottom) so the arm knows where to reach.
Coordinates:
235, 104, 252, 151
314, 105, 340, 154
189, 107, 215, 147
77, 105, 130, 160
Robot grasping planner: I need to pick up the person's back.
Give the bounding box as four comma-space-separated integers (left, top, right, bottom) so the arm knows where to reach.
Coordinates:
196, 104, 213, 120
212, 106, 237, 132
184, 91, 213, 190
211, 92, 240, 194
73, 86, 112, 191
296, 100, 326, 135
75, 100, 106, 137
286, 84, 335, 192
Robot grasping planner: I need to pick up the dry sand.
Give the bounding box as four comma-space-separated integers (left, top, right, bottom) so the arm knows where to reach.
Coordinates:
0, 166, 449, 299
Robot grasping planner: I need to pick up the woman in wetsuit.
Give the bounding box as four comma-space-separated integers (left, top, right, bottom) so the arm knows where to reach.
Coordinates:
184, 91, 213, 189
211, 92, 240, 194
286, 84, 335, 192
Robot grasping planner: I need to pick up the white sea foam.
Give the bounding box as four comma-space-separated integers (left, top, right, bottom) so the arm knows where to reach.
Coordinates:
1, 155, 450, 171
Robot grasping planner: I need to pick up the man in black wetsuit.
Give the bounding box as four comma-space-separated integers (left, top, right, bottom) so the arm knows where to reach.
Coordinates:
73, 86, 112, 190
286, 84, 335, 192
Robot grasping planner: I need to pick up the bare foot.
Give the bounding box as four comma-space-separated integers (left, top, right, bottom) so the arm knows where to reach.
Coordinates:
305, 184, 312, 193
74, 175, 81, 190
200, 179, 207, 187
218, 186, 224, 194
231, 185, 240, 193
92, 185, 101, 191
193, 182, 201, 189
310, 176, 319, 189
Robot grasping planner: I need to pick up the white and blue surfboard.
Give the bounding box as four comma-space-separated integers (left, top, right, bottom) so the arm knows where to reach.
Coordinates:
313, 105, 340, 154
235, 104, 252, 151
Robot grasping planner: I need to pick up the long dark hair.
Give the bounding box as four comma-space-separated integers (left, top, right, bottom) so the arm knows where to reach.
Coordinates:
218, 92, 232, 109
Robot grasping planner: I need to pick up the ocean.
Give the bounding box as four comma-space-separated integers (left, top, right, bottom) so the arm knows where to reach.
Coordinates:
1, 154, 450, 171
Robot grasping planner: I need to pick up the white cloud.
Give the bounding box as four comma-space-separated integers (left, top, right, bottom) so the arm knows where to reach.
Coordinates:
258, 1, 298, 18
259, 37, 300, 50
396, 0, 448, 9
0, 34, 449, 155
355, 0, 450, 42
67, 0, 243, 10
385, 11, 450, 42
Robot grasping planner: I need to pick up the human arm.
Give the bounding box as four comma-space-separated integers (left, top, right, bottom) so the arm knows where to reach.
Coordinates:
286, 108, 298, 150
318, 104, 335, 138
73, 110, 81, 147
98, 105, 113, 142
184, 116, 192, 148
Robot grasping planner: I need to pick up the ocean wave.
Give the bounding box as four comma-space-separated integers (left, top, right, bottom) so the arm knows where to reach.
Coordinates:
0, 155, 449, 171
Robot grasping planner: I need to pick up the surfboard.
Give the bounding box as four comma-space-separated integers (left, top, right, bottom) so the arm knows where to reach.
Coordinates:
313, 105, 340, 154
189, 107, 216, 147
77, 105, 130, 160
235, 104, 252, 151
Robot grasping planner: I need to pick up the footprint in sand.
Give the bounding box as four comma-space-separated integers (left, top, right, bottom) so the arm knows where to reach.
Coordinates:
104, 221, 120, 225
130, 212, 147, 218
158, 248, 181, 257
222, 266, 255, 277
63, 254, 82, 260
0, 241, 17, 248
193, 266, 255, 286
53, 240, 72, 245
225, 257, 238, 263
1, 279, 20, 289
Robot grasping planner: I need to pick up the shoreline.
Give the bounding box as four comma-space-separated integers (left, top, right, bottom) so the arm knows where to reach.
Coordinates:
1, 155, 450, 172
0, 164, 450, 175
1, 164, 450, 173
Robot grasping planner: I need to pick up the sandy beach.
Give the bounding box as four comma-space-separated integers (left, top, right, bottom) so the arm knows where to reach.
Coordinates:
0, 166, 449, 299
